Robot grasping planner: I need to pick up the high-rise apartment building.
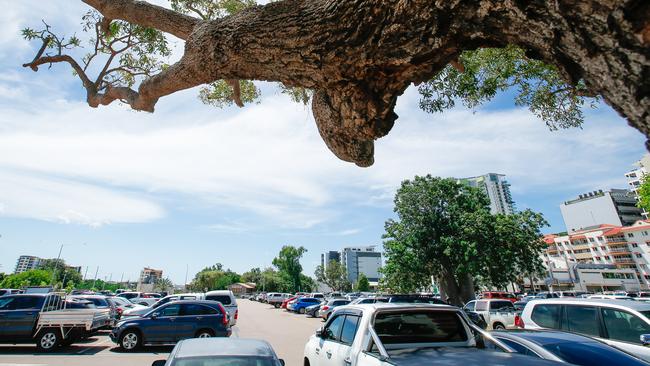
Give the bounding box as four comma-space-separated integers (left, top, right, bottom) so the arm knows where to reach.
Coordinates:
320, 251, 341, 270
340, 246, 381, 284
14, 255, 41, 274
458, 173, 515, 215
560, 189, 643, 232
625, 153, 650, 218
139, 267, 163, 285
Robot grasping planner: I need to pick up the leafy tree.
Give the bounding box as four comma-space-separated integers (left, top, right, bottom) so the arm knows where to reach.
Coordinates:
356, 273, 370, 292
20, 1, 647, 168
272, 245, 307, 293
637, 175, 650, 213
155, 277, 175, 292
300, 274, 317, 293
381, 175, 548, 305
37, 258, 82, 288
189, 265, 241, 291
0, 270, 52, 288
241, 267, 262, 284
315, 260, 350, 292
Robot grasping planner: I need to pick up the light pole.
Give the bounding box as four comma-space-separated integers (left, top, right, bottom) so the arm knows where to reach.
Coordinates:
50, 244, 64, 287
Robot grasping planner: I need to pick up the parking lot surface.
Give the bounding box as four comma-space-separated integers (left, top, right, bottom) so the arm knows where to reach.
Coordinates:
0, 299, 322, 366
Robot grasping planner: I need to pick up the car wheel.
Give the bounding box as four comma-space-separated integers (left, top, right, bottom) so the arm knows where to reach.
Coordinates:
36, 329, 60, 352
493, 323, 506, 330
275, 303, 280, 309
195, 329, 214, 338
299, 307, 305, 314
120, 330, 141, 351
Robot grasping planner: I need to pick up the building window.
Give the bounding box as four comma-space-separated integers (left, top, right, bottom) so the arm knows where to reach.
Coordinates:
644, 231, 649, 236
589, 237, 595, 242
636, 253, 643, 258
628, 233, 634, 238
601, 246, 606, 251
645, 275, 650, 280
632, 243, 639, 248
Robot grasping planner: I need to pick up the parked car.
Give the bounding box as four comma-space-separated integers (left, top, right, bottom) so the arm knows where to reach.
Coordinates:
491, 329, 650, 366
463, 299, 517, 330
386, 294, 447, 304
519, 298, 650, 362
303, 303, 562, 366
588, 294, 636, 300
535, 292, 560, 299
281, 296, 298, 309
151, 338, 285, 366
310, 293, 325, 301
0, 293, 110, 351
288, 297, 321, 314
106, 296, 147, 320
267, 293, 292, 308
350, 297, 388, 305
318, 299, 351, 320
110, 300, 231, 351
122, 293, 205, 317
205, 290, 238, 326
69, 295, 116, 326
118, 292, 162, 306
481, 291, 518, 303
305, 302, 324, 318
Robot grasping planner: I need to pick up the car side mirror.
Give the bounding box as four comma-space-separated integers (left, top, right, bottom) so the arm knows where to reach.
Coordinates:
641, 334, 650, 346
150, 313, 158, 320
151, 360, 166, 366
279, 360, 285, 366
315, 328, 324, 338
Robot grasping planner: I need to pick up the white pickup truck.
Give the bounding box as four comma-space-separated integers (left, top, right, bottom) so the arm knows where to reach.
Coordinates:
462, 299, 517, 330
303, 303, 561, 366
0, 293, 111, 351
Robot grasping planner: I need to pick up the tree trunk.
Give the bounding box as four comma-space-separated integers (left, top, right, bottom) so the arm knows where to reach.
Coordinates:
76, 0, 648, 166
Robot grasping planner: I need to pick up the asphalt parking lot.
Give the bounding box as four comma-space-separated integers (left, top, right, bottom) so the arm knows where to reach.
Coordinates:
0, 299, 323, 366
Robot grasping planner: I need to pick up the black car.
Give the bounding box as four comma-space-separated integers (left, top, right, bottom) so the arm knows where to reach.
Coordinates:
110, 300, 231, 351
491, 329, 650, 366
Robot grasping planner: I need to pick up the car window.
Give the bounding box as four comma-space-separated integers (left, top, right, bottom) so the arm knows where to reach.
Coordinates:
158, 304, 181, 317
206, 295, 232, 305
496, 337, 540, 357
542, 340, 648, 366
0, 297, 16, 310
491, 301, 514, 311
464, 301, 476, 311
531, 304, 561, 329
374, 311, 468, 344
182, 304, 217, 316
180, 296, 197, 300
325, 315, 345, 341
564, 306, 599, 337
14, 296, 41, 310
475, 301, 488, 311
602, 308, 650, 344
340, 315, 360, 345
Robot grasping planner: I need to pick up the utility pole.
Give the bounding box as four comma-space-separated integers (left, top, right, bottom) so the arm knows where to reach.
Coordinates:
120, 273, 124, 284
92, 266, 99, 289
83, 266, 89, 281
50, 244, 64, 287
185, 264, 189, 291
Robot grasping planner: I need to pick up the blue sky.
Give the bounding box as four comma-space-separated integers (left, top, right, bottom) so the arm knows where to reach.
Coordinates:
0, 1, 646, 284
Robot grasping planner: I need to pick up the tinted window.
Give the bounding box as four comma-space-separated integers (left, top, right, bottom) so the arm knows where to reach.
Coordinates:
464, 301, 476, 311
158, 304, 181, 317
565, 306, 599, 337
602, 308, 650, 344
0, 297, 16, 310
206, 295, 232, 305
325, 315, 345, 341
183, 304, 218, 316
172, 356, 276, 366
491, 301, 514, 311
543, 341, 648, 366
496, 338, 539, 356
531, 304, 561, 329
333, 300, 349, 306
374, 311, 467, 344
120, 293, 138, 299
87, 298, 109, 307
340, 315, 360, 345
475, 301, 488, 311
15, 296, 41, 310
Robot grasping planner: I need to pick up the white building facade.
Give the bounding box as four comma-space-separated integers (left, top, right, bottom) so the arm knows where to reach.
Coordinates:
458, 173, 515, 215
560, 189, 643, 233
14, 255, 42, 274
340, 246, 382, 284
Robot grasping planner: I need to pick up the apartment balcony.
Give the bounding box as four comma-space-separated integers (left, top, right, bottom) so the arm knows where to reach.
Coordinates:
608, 248, 632, 255
572, 244, 590, 251
606, 240, 629, 247
613, 257, 636, 265
574, 252, 594, 260
547, 245, 558, 253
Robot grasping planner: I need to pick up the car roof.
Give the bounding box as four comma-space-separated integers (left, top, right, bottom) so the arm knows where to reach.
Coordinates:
166, 300, 223, 306
3, 293, 50, 298
528, 298, 650, 311
492, 329, 601, 345
205, 290, 234, 296
174, 338, 276, 358
344, 303, 455, 312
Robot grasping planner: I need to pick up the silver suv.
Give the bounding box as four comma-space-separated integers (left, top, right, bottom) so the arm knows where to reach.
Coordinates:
206, 290, 238, 326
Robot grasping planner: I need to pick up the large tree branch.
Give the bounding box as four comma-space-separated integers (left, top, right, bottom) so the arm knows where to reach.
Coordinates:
81, 0, 200, 40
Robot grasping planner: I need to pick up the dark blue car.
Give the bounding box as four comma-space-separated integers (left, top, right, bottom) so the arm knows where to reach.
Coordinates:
110, 300, 231, 351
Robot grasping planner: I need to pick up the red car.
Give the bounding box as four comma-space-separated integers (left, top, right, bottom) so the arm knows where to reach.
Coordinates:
481, 291, 517, 303
281, 296, 298, 309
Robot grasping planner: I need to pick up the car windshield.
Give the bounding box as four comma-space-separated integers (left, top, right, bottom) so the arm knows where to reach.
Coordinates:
171, 356, 277, 366
542, 342, 648, 366
373, 311, 468, 344
640, 311, 650, 320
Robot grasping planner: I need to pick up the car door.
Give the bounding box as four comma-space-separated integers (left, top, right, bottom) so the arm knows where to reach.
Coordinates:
315, 314, 345, 366
175, 304, 207, 341
2, 296, 41, 338
562, 305, 600, 338
145, 303, 181, 343
600, 307, 650, 362
0, 296, 17, 338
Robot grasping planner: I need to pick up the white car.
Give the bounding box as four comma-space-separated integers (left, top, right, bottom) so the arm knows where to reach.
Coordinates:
462, 299, 516, 330
206, 290, 238, 326
519, 298, 650, 362
122, 293, 205, 317
117, 292, 161, 306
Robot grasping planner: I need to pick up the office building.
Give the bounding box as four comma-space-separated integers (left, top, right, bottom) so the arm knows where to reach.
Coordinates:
625, 153, 650, 218
560, 189, 643, 232
320, 251, 341, 270
340, 246, 381, 284
458, 173, 515, 215
139, 267, 163, 285
14, 255, 41, 274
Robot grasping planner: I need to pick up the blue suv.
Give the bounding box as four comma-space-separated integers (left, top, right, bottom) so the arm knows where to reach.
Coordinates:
110, 300, 231, 351
288, 297, 320, 314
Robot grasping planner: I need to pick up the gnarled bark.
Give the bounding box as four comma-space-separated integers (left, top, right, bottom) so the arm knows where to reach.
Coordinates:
28, 0, 650, 166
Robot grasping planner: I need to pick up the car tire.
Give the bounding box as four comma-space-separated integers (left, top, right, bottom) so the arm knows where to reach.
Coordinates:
275, 303, 280, 309
299, 308, 305, 314
119, 330, 141, 351
493, 323, 506, 330
36, 328, 60, 352
195, 329, 214, 338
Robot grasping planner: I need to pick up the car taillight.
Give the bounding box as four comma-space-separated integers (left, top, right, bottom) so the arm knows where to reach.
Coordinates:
116, 308, 123, 315
218, 304, 229, 326
514, 315, 524, 328
235, 309, 238, 320
322, 306, 329, 311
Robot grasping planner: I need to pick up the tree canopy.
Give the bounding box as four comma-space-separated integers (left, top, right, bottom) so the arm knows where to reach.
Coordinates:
20, 0, 648, 167
315, 260, 351, 292
356, 273, 370, 292
272, 245, 308, 293
381, 176, 548, 305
